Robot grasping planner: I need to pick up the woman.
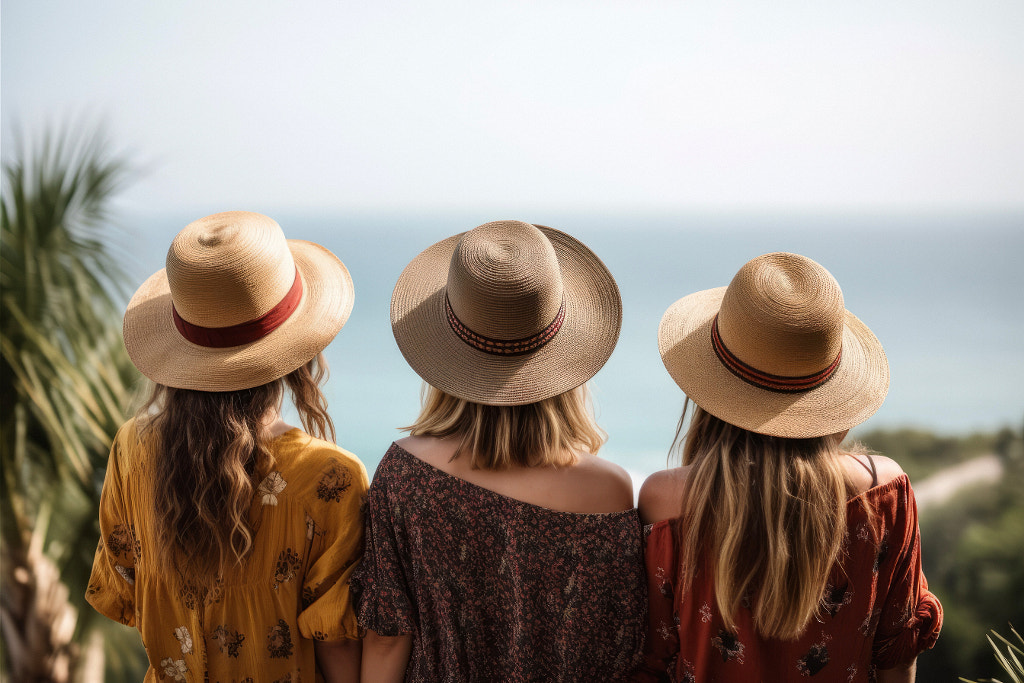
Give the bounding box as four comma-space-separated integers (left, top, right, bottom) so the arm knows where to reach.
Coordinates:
86, 211, 367, 682
635, 252, 942, 682
351, 220, 645, 682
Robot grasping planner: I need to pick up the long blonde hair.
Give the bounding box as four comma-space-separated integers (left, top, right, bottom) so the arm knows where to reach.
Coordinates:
673, 401, 856, 640
406, 384, 605, 469
141, 354, 333, 591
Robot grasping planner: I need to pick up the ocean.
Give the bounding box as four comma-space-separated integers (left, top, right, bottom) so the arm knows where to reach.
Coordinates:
118, 209, 1024, 480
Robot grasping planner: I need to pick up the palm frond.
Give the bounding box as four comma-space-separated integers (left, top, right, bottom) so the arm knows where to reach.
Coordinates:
1, 123, 144, 680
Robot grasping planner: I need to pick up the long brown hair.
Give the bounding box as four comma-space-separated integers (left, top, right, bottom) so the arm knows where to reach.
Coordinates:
672, 401, 856, 640
406, 384, 605, 469
140, 354, 333, 590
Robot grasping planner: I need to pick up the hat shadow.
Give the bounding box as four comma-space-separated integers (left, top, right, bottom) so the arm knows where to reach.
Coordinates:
126, 291, 173, 335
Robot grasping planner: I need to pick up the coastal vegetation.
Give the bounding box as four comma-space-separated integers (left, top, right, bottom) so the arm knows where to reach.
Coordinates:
859, 424, 1024, 681
1, 127, 146, 681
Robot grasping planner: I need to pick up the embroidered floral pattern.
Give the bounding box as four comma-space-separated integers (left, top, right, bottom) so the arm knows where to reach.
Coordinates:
173, 625, 193, 654
258, 471, 287, 506
873, 531, 890, 574
212, 624, 245, 658
859, 608, 882, 636
179, 583, 201, 611
822, 582, 852, 617
302, 583, 321, 610
316, 464, 351, 502
711, 629, 745, 663
699, 603, 713, 623
267, 619, 294, 658
114, 564, 135, 586
107, 524, 139, 560
797, 642, 830, 676
160, 657, 187, 681
680, 659, 697, 683
273, 548, 301, 589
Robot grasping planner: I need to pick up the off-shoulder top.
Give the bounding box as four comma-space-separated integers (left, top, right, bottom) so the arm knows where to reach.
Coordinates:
350, 442, 647, 682
633, 473, 942, 682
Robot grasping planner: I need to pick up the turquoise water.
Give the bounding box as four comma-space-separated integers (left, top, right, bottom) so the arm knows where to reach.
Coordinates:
120, 210, 1024, 479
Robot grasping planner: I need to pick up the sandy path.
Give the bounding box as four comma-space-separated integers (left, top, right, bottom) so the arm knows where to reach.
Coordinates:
913, 454, 1004, 510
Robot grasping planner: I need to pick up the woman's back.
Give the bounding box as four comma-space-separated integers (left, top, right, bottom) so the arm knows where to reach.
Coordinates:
86, 212, 364, 680
351, 441, 645, 682
635, 453, 940, 682
356, 219, 642, 681
88, 419, 368, 680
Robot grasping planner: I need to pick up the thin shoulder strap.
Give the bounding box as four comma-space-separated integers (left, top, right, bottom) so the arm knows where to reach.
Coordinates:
849, 453, 879, 487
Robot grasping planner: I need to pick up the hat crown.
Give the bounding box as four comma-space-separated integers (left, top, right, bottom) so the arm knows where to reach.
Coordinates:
166, 211, 297, 328
717, 253, 845, 378
446, 221, 564, 341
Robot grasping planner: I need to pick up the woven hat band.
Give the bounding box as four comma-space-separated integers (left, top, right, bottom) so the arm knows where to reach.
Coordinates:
445, 293, 566, 356
711, 315, 841, 393
172, 269, 303, 348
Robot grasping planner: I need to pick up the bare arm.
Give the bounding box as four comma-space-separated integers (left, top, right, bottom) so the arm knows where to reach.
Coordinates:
361, 630, 413, 683
877, 658, 917, 683
315, 638, 361, 683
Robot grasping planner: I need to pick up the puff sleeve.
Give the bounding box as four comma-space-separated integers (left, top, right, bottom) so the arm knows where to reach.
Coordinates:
348, 467, 417, 636
871, 479, 943, 668
296, 452, 369, 641
85, 427, 137, 627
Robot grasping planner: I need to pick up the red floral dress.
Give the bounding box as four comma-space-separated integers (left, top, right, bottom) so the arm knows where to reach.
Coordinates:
633, 475, 942, 683
350, 443, 647, 682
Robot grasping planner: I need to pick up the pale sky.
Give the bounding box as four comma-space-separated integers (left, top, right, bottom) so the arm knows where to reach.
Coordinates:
3, 0, 1023, 214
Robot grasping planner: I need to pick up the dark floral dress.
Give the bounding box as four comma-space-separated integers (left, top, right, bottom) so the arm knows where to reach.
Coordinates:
86, 419, 368, 682
350, 443, 647, 682
633, 475, 943, 683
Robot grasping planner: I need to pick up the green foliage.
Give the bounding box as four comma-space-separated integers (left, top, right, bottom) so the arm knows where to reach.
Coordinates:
1, 125, 146, 680
959, 626, 1024, 683
860, 424, 1024, 681
856, 426, 1013, 481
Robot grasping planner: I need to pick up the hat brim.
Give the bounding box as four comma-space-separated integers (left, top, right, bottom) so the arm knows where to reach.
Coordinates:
391, 226, 622, 406
658, 287, 889, 438
123, 240, 354, 391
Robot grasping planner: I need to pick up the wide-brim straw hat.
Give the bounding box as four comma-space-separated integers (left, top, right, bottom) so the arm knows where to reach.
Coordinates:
658, 252, 888, 438
123, 211, 354, 391
391, 220, 622, 406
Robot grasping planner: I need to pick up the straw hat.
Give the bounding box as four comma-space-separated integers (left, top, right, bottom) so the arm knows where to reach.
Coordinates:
123, 211, 354, 391
391, 220, 621, 406
658, 252, 888, 438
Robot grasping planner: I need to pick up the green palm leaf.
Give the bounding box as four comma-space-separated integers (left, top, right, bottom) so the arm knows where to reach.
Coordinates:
1, 124, 146, 681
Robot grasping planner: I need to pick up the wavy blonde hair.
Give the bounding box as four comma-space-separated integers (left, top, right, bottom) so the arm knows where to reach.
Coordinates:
141, 353, 333, 590
672, 401, 857, 640
406, 384, 605, 469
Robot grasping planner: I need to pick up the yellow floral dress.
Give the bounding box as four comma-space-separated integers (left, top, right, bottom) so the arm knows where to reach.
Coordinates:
86, 418, 368, 682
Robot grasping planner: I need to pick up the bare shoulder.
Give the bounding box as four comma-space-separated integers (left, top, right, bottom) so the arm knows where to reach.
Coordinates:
843, 451, 906, 494
638, 467, 689, 526
871, 454, 906, 486
569, 455, 634, 513
394, 434, 458, 468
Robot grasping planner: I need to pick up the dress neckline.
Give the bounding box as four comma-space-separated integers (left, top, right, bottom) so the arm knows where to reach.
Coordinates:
645, 473, 912, 533
387, 442, 637, 519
